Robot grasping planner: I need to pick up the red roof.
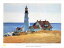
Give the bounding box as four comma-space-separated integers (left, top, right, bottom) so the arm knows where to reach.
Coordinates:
33, 20, 52, 29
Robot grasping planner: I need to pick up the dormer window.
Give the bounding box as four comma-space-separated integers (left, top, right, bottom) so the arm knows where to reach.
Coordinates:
44, 25, 48, 27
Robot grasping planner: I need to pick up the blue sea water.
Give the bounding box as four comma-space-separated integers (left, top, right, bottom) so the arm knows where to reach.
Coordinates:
3, 23, 61, 33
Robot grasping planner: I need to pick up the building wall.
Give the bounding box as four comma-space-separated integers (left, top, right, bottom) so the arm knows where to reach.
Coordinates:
36, 22, 42, 29
29, 22, 42, 32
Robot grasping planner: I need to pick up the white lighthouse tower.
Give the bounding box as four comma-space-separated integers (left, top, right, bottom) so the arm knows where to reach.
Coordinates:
24, 6, 29, 32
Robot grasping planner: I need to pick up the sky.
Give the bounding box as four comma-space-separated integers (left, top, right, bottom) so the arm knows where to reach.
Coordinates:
4, 3, 61, 23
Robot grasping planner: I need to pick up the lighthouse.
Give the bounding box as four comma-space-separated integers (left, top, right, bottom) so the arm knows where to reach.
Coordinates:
24, 6, 29, 32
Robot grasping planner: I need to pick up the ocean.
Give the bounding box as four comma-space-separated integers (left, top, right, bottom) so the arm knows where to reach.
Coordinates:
3, 23, 61, 33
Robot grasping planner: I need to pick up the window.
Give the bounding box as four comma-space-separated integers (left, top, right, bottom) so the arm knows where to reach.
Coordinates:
44, 25, 48, 27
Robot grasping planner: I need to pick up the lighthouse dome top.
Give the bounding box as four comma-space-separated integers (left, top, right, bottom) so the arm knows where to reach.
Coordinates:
25, 6, 28, 13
